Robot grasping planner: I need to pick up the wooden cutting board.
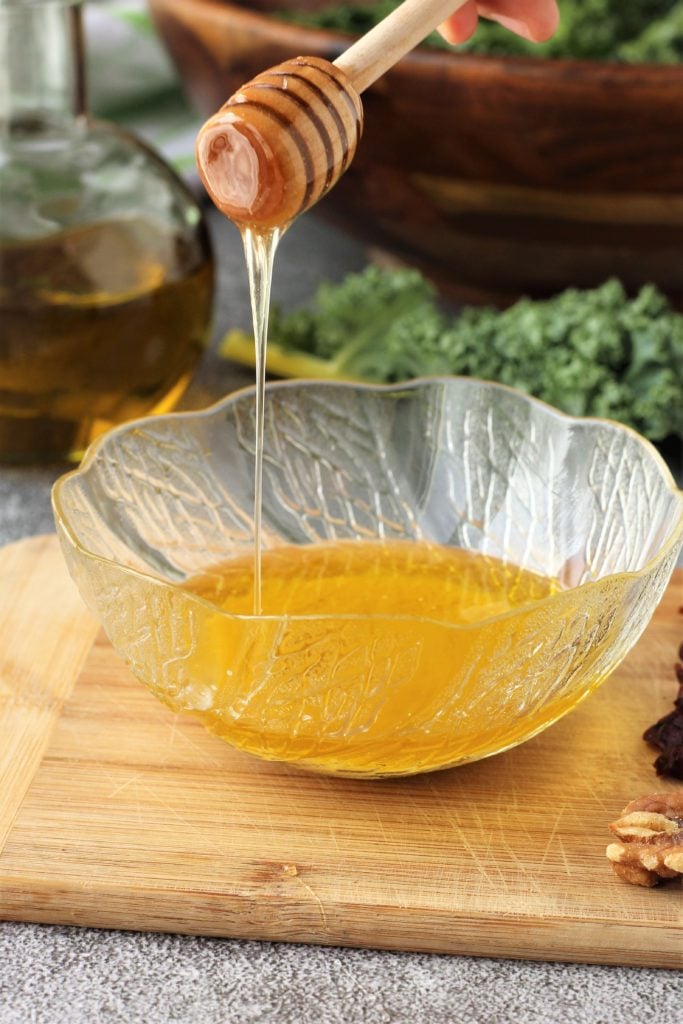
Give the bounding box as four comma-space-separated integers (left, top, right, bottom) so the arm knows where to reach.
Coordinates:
1, 535, 681, 968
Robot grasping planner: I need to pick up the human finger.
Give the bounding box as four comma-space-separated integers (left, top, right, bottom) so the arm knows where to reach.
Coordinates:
439, 0, 559, 44
439, 0, 479, 44
478, 0, 559, 42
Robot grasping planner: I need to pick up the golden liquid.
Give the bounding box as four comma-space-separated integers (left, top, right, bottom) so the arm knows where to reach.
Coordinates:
241, 226, 280, 614
0, 217, 212, 461
180, 540, 577, 777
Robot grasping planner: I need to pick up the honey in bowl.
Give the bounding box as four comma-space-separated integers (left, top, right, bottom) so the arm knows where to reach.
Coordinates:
84, 10, 677, 777
53, 377, 683, 778
175, 539, 579, 777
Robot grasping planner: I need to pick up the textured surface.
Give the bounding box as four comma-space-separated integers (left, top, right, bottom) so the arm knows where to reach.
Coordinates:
1, 535, 682, 970
2, 924, 682, 1024
54, 379, 683, 775
1, 209, 682, 1024
57, 380, 683, 576
0, 537, 98, 851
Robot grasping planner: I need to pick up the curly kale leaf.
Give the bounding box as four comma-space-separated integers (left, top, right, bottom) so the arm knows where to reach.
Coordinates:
266, 269, 683, 441
618, 2, 683, 62
272, 265, 441, 365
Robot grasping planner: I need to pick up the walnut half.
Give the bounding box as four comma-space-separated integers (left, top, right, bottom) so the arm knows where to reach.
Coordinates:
606, 794, 683, 887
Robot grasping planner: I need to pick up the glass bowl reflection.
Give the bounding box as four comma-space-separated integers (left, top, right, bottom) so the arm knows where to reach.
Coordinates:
52, 379, 683, 777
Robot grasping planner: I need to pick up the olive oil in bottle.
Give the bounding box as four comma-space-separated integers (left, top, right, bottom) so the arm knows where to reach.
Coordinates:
0, 0, 213, 461
0, 216, 212, 460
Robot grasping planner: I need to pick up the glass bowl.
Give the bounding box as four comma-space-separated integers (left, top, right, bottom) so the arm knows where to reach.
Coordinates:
52, 379, 683, 778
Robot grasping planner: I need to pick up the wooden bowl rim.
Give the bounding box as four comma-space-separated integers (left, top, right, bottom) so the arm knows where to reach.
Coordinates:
181, 0, 683, 83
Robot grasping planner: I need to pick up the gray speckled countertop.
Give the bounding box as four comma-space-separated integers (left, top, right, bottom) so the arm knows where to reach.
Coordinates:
1, 209, 681, 1024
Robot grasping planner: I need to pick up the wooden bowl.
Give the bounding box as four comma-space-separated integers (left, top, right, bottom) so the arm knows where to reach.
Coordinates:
150, 0, 683, 304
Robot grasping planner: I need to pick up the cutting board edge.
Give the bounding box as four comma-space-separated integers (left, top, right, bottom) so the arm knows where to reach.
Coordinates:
0, 534, 99, 852
1, 880, 681, 969
2, 535, 682, 969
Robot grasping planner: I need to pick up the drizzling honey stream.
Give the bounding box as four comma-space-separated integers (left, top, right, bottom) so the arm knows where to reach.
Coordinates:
191, 0, 576, 776
196, 57, 363, 612
195, 0, 468, 612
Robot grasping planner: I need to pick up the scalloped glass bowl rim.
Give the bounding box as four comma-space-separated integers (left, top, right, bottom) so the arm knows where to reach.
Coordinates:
52, 376, 683, 629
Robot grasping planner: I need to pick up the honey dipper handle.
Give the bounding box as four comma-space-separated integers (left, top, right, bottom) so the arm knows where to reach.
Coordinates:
334, 0, 469, 93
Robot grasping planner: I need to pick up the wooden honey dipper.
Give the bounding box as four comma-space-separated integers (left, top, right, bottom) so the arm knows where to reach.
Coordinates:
196, 0, 469, 231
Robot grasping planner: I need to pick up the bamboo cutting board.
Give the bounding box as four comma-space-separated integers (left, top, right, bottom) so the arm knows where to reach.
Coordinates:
1, 535, 681, 968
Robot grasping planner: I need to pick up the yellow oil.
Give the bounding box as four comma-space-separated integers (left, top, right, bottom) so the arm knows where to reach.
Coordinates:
0, 217, 212, 461
178, 540, 582, 776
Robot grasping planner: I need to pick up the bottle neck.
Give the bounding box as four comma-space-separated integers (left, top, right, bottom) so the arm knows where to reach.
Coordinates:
0, 1, 86, 136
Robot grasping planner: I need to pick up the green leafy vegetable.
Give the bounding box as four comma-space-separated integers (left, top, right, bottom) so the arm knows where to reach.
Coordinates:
275, 0, 683, 63
231, 267, 683, 441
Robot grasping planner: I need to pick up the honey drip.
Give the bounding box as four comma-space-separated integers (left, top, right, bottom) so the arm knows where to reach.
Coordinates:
228, 193, 569, 776
196, 63, 569, 775
241, 226, 281, 614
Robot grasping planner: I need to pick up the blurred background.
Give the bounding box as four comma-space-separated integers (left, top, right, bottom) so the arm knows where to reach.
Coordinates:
1, 0, 681, 484
97, 0, 683, 464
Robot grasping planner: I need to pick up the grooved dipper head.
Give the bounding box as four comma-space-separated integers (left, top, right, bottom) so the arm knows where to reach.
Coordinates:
196, 57, 364, 231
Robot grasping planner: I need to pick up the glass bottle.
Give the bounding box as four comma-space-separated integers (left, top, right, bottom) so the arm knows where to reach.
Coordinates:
0, 0, 214, 462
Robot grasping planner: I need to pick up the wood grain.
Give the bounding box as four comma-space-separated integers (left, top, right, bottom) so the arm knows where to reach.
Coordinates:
334, 0, 468, 93
0, 536, 681, 967
196, 57, 363, 229
0, 535, 98, 851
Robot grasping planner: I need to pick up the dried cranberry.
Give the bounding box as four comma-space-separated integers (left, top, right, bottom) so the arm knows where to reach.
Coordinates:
643, 662, 683, 780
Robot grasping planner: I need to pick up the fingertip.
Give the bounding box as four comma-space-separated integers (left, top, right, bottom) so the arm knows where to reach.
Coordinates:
439, 0, 479, 44
527, 0, 560, 42
478, 0, 560, 44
